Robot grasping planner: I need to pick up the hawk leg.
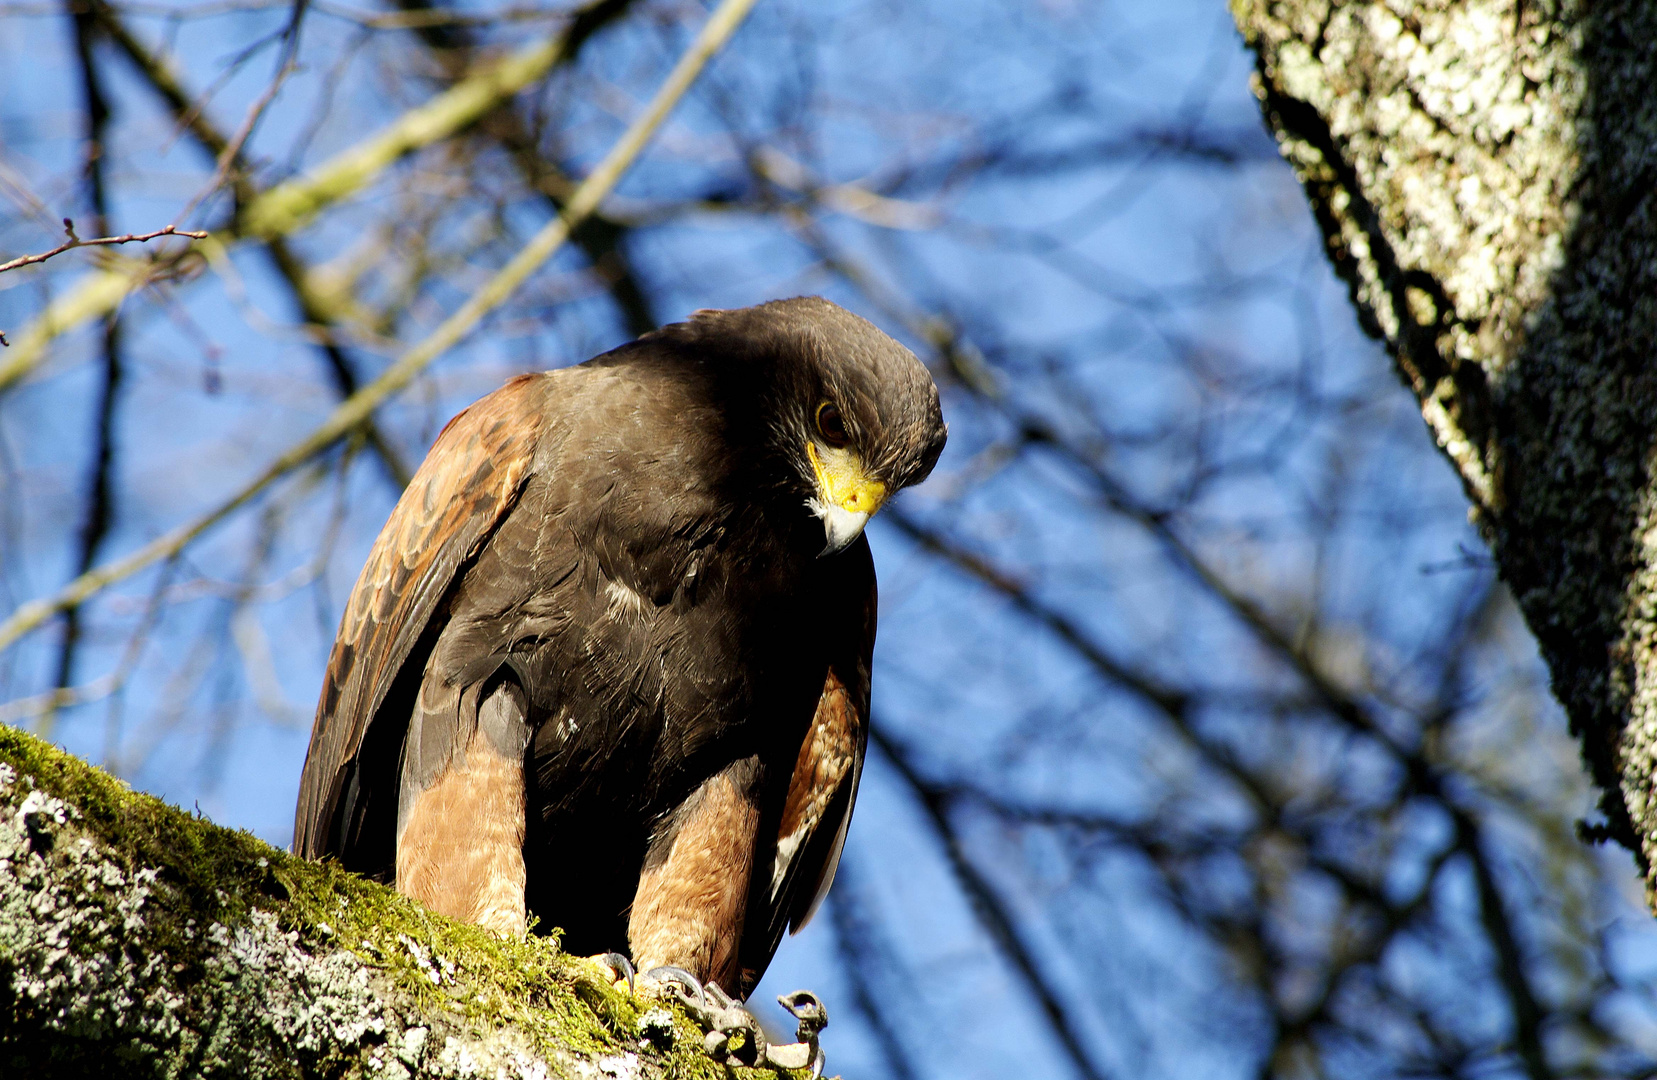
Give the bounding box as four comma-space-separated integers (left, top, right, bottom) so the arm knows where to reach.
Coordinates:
395, 682, 529, 934
629, 755, 763, 995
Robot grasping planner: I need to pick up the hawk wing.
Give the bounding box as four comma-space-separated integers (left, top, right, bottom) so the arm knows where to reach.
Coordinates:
740, 536, 876, 992
292, 374, 546, 873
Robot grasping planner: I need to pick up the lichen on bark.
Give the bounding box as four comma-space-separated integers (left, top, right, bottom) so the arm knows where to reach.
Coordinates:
0, 724, 799, 1079
1230, 0, 1657, 902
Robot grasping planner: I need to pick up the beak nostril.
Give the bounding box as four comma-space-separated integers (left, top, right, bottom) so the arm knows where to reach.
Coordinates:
839, 482, 886, 517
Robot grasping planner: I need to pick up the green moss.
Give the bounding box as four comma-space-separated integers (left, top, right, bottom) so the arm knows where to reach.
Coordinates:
0, 726, 807, 1080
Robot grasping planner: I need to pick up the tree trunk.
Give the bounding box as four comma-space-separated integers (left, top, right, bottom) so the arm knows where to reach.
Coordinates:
0, 725, 795, 1078
1229, 0, 1657, 902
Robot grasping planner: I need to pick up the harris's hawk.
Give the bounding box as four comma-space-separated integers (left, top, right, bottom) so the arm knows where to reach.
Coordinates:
292, 297, 946, 997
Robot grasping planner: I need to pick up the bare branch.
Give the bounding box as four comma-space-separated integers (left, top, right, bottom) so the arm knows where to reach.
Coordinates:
90, 0, 413, 486
871, 726, 1119, 1080
0, 0, 617, 384
386, 0, 658, 336
0, 0, 762, 654
0, 220, 206, 277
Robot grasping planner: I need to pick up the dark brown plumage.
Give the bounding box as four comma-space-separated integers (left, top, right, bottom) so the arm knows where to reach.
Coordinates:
292, 297, 946, 996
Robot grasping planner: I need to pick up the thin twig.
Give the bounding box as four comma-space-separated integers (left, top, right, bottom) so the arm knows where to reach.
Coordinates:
93, 1, 412, 486
171, 56, 294, 227
871, 726, 1118, 1080
825, 875, 924, 1080
0, 219, 207, 277
389, 0, 658, 337
0, 5, 605, 383
169, 0, 306, 227
0, 0, 762, 654
885, 502, 1560, 1077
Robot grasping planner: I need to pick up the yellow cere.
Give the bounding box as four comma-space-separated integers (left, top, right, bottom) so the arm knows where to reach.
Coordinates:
808, 441, 888, 516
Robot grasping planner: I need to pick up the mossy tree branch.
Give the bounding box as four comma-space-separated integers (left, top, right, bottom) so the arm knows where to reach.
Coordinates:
0, 724, 793, 1078
1229, 0, 1657, 901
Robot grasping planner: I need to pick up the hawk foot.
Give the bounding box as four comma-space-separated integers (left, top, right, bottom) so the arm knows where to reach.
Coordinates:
640, 965, 707, 1009
640, 971, 829, 1076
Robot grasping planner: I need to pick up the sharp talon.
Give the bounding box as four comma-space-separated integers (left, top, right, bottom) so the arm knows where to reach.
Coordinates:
641, 965, 706, 1009
597, 951, 635, 995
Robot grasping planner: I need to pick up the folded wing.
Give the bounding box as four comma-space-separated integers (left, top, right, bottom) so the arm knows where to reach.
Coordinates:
292, 374, 546, 876
739, 538, 876, 993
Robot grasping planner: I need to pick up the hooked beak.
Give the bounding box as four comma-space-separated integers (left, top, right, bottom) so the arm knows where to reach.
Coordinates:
807, 442, 887, 557
816, 502, 872, 557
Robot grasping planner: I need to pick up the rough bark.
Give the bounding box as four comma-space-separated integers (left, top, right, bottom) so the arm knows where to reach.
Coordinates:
1228, 0, 1657, 903
0, 724, 801, 1079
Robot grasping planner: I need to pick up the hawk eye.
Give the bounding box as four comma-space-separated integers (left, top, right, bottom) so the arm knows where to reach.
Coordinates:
816, 402, 849, 448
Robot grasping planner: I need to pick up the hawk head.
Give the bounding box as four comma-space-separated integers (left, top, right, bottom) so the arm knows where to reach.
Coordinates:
679, 297, 948, 555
